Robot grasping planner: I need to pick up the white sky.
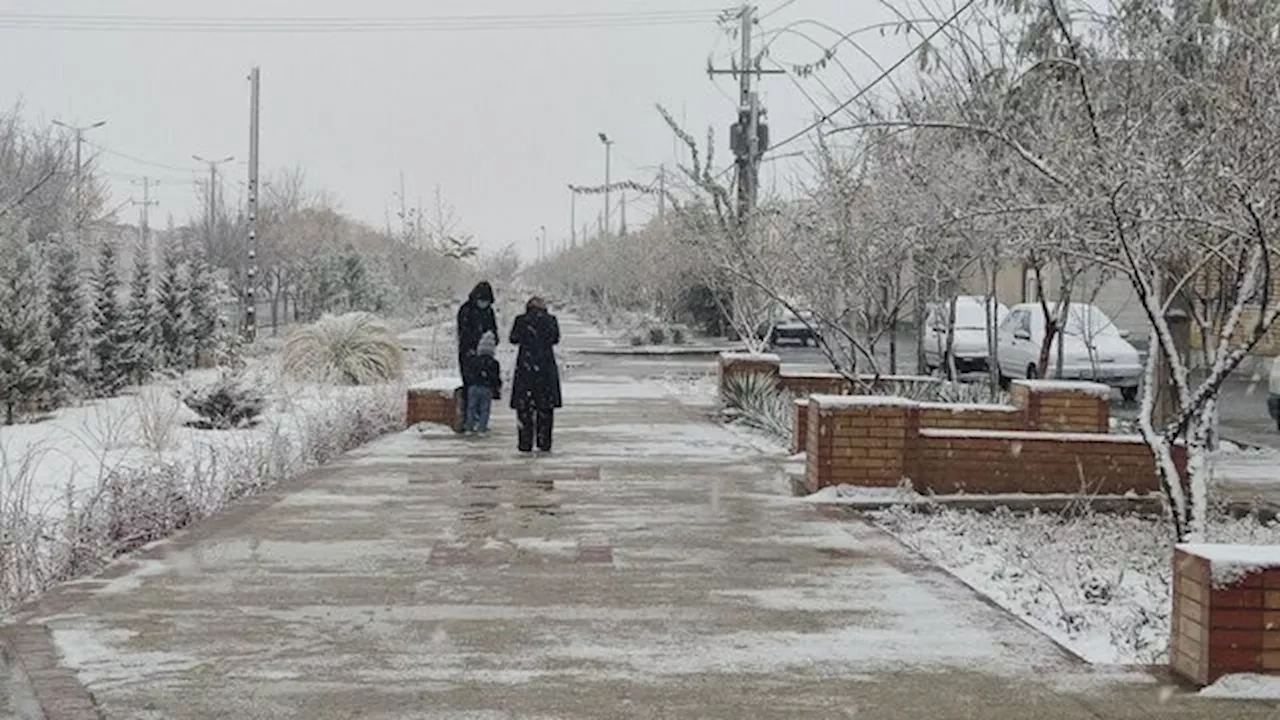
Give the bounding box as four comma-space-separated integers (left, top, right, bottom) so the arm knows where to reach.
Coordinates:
0, 1, 918, 258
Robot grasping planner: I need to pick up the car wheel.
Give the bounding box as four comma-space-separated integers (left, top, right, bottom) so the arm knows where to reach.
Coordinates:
1026, 364, 1039, 380
1121, 386, 1138, 403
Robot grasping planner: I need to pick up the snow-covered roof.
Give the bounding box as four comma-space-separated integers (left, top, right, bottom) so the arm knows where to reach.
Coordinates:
1178, 543, 1280, 588
1012, 379, 1113, 398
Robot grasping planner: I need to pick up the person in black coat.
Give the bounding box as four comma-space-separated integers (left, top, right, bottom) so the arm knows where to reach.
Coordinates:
509, 296, 562, 453
457, 281, 497, 383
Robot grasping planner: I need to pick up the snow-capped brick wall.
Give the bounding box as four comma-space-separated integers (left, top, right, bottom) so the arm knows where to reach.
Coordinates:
915, 429, 1163, 495
718, 352, 784, 401
1011, 380, 1110, 433
803, 394, 1178, 495
406, 381, 463, 430
1171, 545, 1280, 686
718, 352, 947, 402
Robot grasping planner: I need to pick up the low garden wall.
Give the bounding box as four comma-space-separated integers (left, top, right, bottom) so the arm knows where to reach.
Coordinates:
1172, 545, 1280, 686
801, 382, 1180, 495
719, 352, 940, 402
407, 378, 463, 431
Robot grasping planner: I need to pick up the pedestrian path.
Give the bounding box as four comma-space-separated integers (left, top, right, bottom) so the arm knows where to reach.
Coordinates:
3, 316, 1277, 718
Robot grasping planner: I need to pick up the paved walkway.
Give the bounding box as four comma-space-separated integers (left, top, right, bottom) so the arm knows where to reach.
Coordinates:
3, 317, 1278, 718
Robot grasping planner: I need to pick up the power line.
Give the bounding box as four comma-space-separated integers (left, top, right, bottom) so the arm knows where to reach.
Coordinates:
763, 0, 979, 158
87, 141, 195, 173
0, 9, 724, 32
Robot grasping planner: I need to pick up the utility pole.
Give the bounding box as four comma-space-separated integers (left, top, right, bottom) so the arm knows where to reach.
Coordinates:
53, 119, 107, 234
598, 132, 614, 235
707, 4, 780, 225
568, 185, 577, 248
660, 166, 668, 223
619, 192, 628, 236
246, 65, 262, 343
130, 177, 159, 262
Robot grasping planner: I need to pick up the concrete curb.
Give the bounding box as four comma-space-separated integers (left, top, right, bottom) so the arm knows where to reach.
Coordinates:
0, 624, 101, 720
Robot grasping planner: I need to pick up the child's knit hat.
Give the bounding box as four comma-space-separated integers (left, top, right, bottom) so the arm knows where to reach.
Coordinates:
477, 331, 497, 356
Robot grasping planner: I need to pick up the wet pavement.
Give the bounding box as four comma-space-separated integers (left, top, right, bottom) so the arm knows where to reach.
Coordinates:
3, 317, 1279, 718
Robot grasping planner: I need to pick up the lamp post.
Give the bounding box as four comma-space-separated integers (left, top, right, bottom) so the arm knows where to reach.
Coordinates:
598, 132, 613, 235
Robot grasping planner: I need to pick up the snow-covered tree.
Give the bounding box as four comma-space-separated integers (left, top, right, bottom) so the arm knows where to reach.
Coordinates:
187, 252, 222, 364
89, 241, 129, 396
121, 245, 160, 384
45, 237, 91, 401
156, 248, 192, 370
0, 219, 53, 423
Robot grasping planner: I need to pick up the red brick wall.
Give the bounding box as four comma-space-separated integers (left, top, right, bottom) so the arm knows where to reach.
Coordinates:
803, 396, 1172, 495
780, 373, 849, 396
793, 399, 809, 455
1012, 381, 1109, 433
913, 430, 1161, 494
406, 387, 463, 430
917, 404, 1024, 431
1171, 548, 1280, 686
718, 353, 782, 403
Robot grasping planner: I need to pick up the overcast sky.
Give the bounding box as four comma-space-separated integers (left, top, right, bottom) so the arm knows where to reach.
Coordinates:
0, 1, 918, 259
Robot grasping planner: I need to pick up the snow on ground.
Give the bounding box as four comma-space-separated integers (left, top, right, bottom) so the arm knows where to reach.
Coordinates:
0, 319, 452, 610
0, 357, 410, 520
867, 503, 1280, 665
1201, 673, 1280, 700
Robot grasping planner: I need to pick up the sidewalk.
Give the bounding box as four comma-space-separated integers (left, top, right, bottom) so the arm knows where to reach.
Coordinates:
3, 316, 1277, 718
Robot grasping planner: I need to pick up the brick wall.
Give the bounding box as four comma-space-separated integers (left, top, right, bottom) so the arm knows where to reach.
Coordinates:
793, 399, 809, 455
407, 386, 463, 430
718, 353, 783, 403
718, 352, 942, 401
1171, 547, 1280, 686
914, 429, 1161, 494
1011, 380, 1110, 433
802, 393, 1175, 495
792, 379, 1109, 456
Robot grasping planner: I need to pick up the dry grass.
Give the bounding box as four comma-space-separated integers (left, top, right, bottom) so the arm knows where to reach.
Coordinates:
282, 312, 406, 385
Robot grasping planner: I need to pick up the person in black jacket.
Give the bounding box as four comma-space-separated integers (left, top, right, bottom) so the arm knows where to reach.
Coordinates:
457, 281, 497, 380
509, 296, 562, 453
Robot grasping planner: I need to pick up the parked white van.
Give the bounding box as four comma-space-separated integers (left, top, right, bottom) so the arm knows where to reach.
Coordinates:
922, 296, 1008, 374
996, 302, 1142, 401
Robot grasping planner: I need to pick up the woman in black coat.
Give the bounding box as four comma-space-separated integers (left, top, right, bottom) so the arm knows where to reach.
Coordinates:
509, 296, 562, 453
456, 281, 497, 383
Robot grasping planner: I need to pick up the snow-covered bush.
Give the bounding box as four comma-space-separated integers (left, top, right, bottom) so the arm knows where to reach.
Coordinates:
281, 312, 405, 385
722, 372, 794, 440
132, 386, 185, 453
1, 378, 406, 611
879, 378, 1011, 406
181, 372, 267, 430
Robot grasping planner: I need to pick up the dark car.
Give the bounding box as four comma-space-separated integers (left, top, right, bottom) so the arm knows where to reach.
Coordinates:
758, 310, 821, 347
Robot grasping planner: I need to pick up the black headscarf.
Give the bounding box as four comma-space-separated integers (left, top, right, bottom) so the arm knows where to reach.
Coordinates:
470, 282, 495, 304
